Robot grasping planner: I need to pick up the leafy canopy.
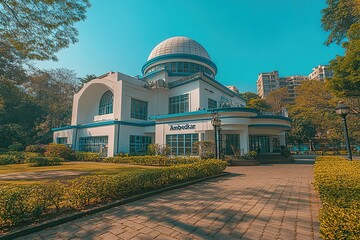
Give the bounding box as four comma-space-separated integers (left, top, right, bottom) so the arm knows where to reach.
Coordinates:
329, 23, 360, 97
0, 0, 90, 61
321, 0, 360, 45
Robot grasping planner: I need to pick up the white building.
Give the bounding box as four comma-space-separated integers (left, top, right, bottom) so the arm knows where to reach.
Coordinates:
53, 37, 291, 157
308, 65, 333, 81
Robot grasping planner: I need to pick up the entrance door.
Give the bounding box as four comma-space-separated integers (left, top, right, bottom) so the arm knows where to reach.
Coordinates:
221, 134, 240, 155
249, 136, 270, 153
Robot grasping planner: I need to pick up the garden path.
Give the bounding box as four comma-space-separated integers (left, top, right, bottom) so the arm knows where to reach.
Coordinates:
19, 159, 320, 240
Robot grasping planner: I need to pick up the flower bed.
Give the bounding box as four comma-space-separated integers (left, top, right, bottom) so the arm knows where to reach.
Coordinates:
0, 159, 227, 230
314, 156, 360, 239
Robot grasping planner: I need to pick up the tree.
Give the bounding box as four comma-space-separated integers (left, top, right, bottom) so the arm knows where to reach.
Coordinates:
266, 87, 290, 113
247, 98, 271, 112
0, 0, 90, 61
80, 74, 97, 85
328, 23, 360, 97
239, 92, 260, 102
27, 68, 79, 143
0, 77, 44, 148
321, 0, 360, 45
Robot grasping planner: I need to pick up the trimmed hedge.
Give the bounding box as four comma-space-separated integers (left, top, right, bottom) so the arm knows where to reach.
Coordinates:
44, 143, 76, 161
0, 152, 41, 165
314, 156, 360, 239
104, 155, 201, 166
26, 157, 63, 167
0, 160, 227, 230
75, 151, 101, 162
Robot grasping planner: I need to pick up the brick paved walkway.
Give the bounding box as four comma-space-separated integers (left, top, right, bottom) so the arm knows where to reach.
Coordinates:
20, 160, 319, 240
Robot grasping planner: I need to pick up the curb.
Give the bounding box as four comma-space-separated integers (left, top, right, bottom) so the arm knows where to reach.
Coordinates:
0, 172, 230, 240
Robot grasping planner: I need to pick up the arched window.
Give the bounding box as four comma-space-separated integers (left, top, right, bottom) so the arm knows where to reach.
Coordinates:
98, 90, 113, 115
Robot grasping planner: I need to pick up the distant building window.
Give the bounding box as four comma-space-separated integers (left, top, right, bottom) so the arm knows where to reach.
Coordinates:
99, 90, 113, 115
79, 136, 108, 156
56, 137, 67, 144
169, 94, 189, 114
129, 135, 152, 154
166, 134, 199, 156
131, 98, 148, 120
208, 98, 217, 109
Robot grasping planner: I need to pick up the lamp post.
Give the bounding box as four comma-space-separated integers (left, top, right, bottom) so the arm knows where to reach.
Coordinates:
211, 112, 222, 159
335, 101, 352, 161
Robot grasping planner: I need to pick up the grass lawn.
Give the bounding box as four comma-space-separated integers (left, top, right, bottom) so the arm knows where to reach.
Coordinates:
0, 162, 154, 186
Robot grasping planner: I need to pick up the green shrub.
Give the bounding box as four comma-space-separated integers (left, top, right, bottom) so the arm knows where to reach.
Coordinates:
7, 142, 24, 152
75, 151, 101, 162
26, 157, 63, 167
25, 145, 47, 154
0, 155, 17, 165
147, 144, 170, 156
104, 155, 201, 166
0, 152, 26, 164
44, 143, 76, 161
0, 159, 226, 229
241, 151, 257, 160
193, 140, 215, 159
314, 156, 360, 239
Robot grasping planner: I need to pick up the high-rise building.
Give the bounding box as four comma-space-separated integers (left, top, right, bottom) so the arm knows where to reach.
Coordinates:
286, 76, 308, 100
257, 71, 281, 98
308, 65, 333, 81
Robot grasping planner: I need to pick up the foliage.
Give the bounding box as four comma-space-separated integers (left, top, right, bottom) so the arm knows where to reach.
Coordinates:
26, 68, 79, 143
0, 160, 226, 229
321, 0, 360, 45
104, 155, 201, 166
147, 144, 171, 156
247, 98, 271, 112
279, 146, 291, 157
25, 144, 47, 154
0, 155, 17, 165
75, 151, 101, 162
193, 140, 215, 159
0, 0, 91, 61
329, 23, 360, 98
241, 151, 257, 160
80, 74, 97, 85
0, 78, 44, 148
239, 92, 260, 102
7, 142, 24, 152
314, 156, 360, 239
266, 87, 290, 113
44, 143, 76, 161
26, 157, 63, 167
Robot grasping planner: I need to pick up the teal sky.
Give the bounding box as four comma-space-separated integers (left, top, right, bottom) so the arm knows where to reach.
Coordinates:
35, 0, 344, 93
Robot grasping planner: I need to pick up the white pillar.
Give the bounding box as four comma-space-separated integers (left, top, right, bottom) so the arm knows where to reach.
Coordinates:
240, 128, 249, 154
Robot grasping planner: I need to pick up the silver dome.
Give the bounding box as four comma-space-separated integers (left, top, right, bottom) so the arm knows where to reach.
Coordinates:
147, 36, 211, 61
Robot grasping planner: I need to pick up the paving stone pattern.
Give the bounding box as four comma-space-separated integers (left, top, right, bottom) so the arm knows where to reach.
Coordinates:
19, 160, 320, 240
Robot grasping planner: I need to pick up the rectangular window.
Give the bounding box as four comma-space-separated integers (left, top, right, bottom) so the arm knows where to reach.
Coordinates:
169, 94, 189, 114
208, 98, 217, 109
129, 135, 152, 154
166, 134, 199, 156
131, 98, 148, 120
56, 137, 67, 144
79, 136, 108, 156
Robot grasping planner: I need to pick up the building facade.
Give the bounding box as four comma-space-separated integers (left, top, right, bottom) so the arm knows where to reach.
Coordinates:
308, 65, 333, 81
53, 37, 291, 157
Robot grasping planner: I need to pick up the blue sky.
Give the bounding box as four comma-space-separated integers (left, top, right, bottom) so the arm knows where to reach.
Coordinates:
35, 0, 344, 93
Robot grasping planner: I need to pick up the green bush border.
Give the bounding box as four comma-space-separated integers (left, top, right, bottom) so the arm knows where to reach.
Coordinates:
0, 160, 227, 231
314, 156, 360, 239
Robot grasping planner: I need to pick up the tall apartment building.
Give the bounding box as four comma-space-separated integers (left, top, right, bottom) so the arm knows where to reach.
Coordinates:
257, 71, 283, 98
308, 65, 333, 81
286, 76, 308, 100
